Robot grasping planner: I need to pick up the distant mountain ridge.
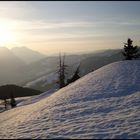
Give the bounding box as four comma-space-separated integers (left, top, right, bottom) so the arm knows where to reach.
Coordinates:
0, 47, 138, 88
0, 47, 46, 85
11, 47, 46, 64
0, 47, 26, 85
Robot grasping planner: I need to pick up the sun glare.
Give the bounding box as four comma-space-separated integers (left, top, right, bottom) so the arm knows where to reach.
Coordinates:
0, 21, 15, 46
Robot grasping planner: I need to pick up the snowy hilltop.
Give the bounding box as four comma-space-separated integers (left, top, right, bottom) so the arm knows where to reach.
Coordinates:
0, 60, 140, 139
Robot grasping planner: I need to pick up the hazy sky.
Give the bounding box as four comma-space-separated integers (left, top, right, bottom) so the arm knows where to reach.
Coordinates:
0, 1, 140, 54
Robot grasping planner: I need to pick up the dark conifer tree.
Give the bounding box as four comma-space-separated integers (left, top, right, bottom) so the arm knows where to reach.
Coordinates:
67, 64, 80, 85
58, 53, 68, 89
122, 38, 140, 60
3, 98, 8, 110
10, 92, 16, 108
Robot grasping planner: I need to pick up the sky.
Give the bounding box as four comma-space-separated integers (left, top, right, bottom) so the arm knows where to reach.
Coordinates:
0, 1, 140, 55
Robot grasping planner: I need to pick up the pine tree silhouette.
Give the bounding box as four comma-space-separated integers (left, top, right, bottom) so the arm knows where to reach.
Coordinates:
10, 91, 16, 108
67, 64, 80, 85
57, 53, 68, 89
122, 38, 140, 60
3, 98, 8, 110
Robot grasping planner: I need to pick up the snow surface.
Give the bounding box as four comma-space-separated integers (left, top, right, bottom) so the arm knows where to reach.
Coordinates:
18, 88, 57, 106
0, 60, 140, 139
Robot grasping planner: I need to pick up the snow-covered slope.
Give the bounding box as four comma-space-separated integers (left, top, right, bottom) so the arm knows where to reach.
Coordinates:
0, 60, 140, 139
18, 88, 57, 106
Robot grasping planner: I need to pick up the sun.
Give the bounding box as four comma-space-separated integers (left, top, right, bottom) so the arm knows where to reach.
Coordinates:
0, 21, 15, 46
0, 28, 12, 46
